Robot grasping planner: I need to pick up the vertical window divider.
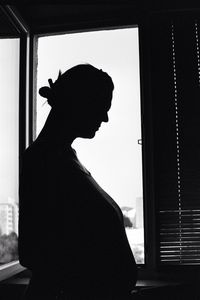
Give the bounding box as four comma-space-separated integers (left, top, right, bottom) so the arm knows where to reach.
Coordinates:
138, 18, 157, 271
29, 34, 38, 145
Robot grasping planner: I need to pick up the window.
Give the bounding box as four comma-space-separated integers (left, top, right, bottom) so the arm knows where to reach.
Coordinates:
35, 27, 144, 264
0, 6, 28, 280
149, 14, 200, 266
0, 38, 19, 266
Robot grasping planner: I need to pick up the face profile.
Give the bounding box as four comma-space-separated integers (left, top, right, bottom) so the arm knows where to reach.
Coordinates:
75, 89, 113, 139
38, 63, 114, 143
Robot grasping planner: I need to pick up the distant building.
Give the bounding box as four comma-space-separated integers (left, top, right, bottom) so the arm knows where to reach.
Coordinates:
0, 198, 18, 235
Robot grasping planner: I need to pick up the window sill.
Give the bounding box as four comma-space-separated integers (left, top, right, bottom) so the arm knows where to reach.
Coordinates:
0, 264, 197, 299
0, 261, 25, 282
0, 275, 196, 300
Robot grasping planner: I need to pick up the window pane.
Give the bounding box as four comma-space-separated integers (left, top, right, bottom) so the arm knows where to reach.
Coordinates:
0, 39, 19, 265
36, 28, 144, 264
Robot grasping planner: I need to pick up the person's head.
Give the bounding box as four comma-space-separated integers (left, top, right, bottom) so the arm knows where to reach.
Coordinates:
39, 64, 114, 139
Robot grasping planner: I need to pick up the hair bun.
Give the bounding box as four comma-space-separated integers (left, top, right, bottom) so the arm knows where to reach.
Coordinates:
39, 86, 51, 99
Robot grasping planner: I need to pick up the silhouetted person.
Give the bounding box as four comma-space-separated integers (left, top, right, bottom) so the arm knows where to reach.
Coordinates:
19, 64, 137, 300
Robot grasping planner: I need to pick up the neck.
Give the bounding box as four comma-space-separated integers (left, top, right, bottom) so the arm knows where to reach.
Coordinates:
36, 110, 76, 150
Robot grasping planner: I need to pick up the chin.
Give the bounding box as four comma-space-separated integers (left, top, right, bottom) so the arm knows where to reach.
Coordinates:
85, 132, 96, 139
79, 130, 96, 139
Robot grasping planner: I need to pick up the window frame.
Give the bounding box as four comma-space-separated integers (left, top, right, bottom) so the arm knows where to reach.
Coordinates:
27, 19, 155, 278
137, 18, 157, 275
0, 5, 30, 281
33, 24, 148, 268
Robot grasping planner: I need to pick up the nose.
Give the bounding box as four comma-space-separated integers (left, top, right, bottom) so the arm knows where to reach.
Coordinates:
102, 112, 109, 123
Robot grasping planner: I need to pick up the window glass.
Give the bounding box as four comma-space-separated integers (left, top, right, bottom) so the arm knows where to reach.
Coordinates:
0, 38, 19, 266
36, 28, 144, 264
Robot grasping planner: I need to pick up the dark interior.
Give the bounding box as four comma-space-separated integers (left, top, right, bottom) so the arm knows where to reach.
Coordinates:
1, 2, 200, 299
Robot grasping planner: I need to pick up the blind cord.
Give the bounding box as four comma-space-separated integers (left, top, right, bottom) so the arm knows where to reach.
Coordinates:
171, 22, 182, 263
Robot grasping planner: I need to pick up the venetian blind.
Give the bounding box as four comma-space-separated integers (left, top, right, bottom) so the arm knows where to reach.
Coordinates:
150, 14, 200, 265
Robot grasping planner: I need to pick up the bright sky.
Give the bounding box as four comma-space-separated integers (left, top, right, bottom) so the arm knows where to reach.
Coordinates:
37, 27, 143, 208
0, 39, 19, 203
